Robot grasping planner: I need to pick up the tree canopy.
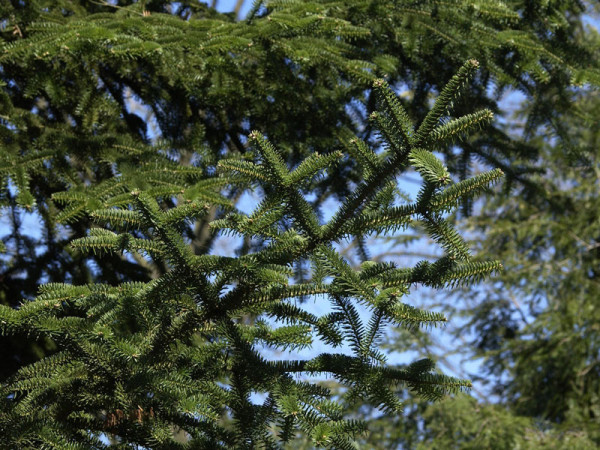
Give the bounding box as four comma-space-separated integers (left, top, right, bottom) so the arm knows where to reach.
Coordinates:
0, 0, 598, 448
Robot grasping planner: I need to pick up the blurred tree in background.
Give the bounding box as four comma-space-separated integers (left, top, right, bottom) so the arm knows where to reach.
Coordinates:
380, 14, 600, 449
443, 59, 600, 447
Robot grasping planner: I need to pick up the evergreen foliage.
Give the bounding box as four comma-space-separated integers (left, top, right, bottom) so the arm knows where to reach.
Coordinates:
0, 0, 598, 447
1, 61, 502, 446
375, 16, 600, 449
449, 80, 600, 445
419, 395, 599, 450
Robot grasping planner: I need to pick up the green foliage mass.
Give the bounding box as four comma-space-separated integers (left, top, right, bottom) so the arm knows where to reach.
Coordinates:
452, 82, 600, 444
0, 0, 598, 448
389, 16, 600, 450
0, 60, 503, 446
419, 394, 598, 450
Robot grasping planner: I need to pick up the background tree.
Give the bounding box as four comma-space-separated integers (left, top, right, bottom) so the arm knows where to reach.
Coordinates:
374, 13, 600, 449
441, 53, 600, 446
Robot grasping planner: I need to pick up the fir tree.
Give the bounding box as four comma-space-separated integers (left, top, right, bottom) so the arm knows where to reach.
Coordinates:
0, 58, 505, 447
0, 0, 598, 447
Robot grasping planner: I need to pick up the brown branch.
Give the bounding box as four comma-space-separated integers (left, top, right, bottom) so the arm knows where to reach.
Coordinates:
234, 0, 246, 19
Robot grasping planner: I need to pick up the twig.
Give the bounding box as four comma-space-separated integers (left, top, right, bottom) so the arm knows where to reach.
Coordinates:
234, 0, 246, 19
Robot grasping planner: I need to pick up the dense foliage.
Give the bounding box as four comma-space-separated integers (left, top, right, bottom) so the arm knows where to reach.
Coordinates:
447, 75, 600, 447
0, 0, 598, 447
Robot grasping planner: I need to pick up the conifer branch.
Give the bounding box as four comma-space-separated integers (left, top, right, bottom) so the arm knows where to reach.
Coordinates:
415, 59, 480, 146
